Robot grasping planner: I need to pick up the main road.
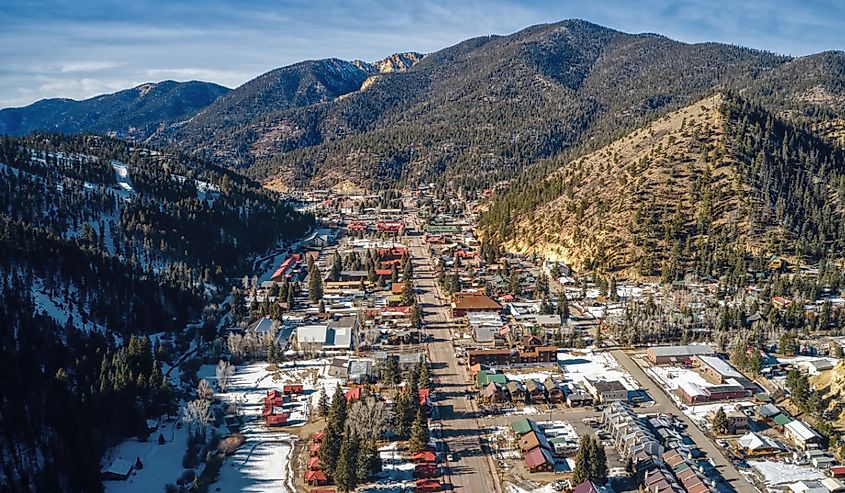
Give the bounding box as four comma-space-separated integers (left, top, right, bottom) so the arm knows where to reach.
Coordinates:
404, 208, 502, 493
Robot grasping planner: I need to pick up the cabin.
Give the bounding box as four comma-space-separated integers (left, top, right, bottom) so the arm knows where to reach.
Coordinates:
307, 457, 323, 471
524, 446, 555, 473
506, 381, 527, 403
524, 379, 546, 402
101, 458, 133, 481
544, 378, 565, 403
304, 470, 328, 486
264, 389, 287, 407
283, 383, 304, 394
479, 382, 507, 403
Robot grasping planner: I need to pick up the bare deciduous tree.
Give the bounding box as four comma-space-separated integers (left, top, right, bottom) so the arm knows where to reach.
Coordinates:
182, 399, 211, 431
197, 379, 214, 400
216, 360, 234, 392
346, 396, 392, 441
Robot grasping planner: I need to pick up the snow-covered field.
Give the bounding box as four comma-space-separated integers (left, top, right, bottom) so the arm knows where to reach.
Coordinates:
359, 442, 416, 492
104, 358, 343, 492
748, 460, 825, 486
558, 349, 640, 390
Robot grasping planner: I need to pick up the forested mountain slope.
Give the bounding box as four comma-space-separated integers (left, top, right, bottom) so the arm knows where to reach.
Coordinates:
0, 133, 312, 492
479, 93, 845, 280
0, 81, 229, 140
240, 20, 845, 190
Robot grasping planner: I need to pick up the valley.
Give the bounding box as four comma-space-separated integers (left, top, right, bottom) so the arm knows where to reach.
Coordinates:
4, 12, 845, 493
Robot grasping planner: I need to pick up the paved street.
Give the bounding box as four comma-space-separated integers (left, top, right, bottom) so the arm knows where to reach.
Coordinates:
612, 350, 758, 493
405, 211, 502, 493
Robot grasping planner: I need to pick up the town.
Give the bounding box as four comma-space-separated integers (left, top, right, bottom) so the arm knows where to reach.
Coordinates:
100, 186, 845, 493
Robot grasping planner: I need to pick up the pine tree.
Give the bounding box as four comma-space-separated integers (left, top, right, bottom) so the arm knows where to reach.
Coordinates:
712, 406, 728, 434
408, 408, 429, 452
356, 438, 380, 483
308, 262, 323, 303
591, 438, 608, 485
572, 434, 592, 485
401, 280, 415, 306
419, 362, 431, 390
335, 433, 359, 492
318, 388, 329, 418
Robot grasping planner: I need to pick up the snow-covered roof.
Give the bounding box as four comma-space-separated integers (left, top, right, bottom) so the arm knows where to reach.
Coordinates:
678, 380, 706, 397
102, 458, 133, 476
785, 420, 821, 442
697, 355, 743, 378
738, 432, 782, 451
297, 324, 329, 343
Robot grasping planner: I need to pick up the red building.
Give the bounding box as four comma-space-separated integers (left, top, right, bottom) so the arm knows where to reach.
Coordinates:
451, 293, 502, 318
414, 464, 439, 478
304, 470, 328, 486
270, 254, 302, 282
283, 384, 304, 394
376, 221, 404, 234
415, 479, 442, 492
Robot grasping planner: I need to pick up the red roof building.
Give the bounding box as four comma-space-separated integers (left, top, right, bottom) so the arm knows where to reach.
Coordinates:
414, 463, 439, 478
345, 387, 362, 403
376, 222, 404, 234
307, 457, 322, 471
264, 389, 286, 407
415, 479, 442, 492
524, 447, 555, 473
310, 431, 324, 443
270, 254, 302, 282
308, 443, 321, 456
412, 450, 437, 463
283, 384, 304, 394
304, 470, 328, 486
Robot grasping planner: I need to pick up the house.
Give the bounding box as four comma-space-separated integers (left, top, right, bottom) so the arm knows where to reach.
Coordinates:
474, 326, 497, 344
345, 387, 362, 403
524, 446, 555, 473
304, 470, 328, 486
511, 418, 541, 437
248, 316, 276, 334
586, 379, 628, 403
479, 382, 507, 403
476, 369, 507, 388
415, 479, 442, 492
524, 379, 547, 402
521, 335, 544, 349
348, 360, 374, 384
263, 407, 289, 426
784, 420, 822, 450
310, 431, 324, 443
736, 432, 783, 456
564, 383, 594, 407
831, 466, 845, 479
518, 430, 552, 452
789, 481, 830, 493
506, 381, 527, 402
101, 458, 133, 481
544, 378, 566, 403
822, 478, 845, 492
572, 481, 602, 493
647, 345, 715, 365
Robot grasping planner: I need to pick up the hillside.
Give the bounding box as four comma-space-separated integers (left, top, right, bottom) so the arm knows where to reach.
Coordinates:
242, 21, 845, 190
480, 93, 845, 279
0, 80, 229, 140
0, 133, 313, 492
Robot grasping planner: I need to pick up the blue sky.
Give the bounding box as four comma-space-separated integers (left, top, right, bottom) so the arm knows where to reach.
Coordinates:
1, 0, 843, 108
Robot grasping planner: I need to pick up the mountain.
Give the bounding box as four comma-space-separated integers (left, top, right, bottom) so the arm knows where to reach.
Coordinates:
0, 133, 312, 491
225, 20, 844, 190
372, 51, 424, 73
0, 80, 229, 140
479, 92, 845, 279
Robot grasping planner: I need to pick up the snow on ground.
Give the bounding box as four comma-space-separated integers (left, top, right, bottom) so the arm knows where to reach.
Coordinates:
359, 442, 416, 492
648, 365, 710, 391
30, 278, 107, 333
506, 483, 557, 493
748, 460, 826, 486
110, 161, 134, 194
103, 419, 190, 493
558, 349, 640, 390
504, 371, 555, 382
214, 432, 295, 493
648, 363, 755, 423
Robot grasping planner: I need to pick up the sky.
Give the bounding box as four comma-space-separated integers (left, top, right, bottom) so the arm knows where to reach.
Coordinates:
1, 0, 843, 108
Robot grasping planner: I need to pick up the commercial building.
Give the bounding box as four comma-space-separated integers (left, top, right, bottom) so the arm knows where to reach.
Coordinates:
646, 345, 715, 365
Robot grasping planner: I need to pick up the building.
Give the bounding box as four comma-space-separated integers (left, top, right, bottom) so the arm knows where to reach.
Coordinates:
647, 345, 715, 365
295, 316, 357, 351
524, 379, 547, 402
518, 430, 552, 452
736, 432, 783, 456
467, 347, 558, 366
506, 381, 527, 402
677, 381, 750, 404
452, 293, 502, 318
544, 378, 566, 403
101, 458, 134, 481
524, 446, 555, 473
586, 379, 628, 403
479, 382, 507, 403
784, 420, 822, 450
696, 355, 744, 384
